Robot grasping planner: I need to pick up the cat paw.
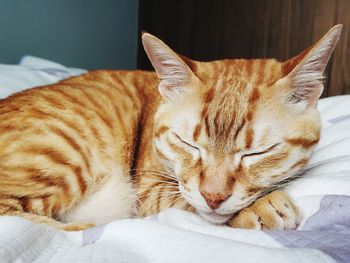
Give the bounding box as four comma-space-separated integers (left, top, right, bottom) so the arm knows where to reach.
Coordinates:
227, 191, 301, 230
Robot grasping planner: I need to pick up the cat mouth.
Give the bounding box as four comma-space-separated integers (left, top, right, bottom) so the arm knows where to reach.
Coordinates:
198, 211, 233, 224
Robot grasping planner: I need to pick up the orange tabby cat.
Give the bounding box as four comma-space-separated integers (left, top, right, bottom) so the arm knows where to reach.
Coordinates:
0, 25, 341, 231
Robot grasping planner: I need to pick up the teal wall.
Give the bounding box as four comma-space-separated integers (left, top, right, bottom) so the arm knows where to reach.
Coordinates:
0, 0, 139, 69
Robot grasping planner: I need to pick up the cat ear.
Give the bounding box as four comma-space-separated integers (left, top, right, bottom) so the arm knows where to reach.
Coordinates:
142, 33, 196, 101
280, 24, 342, 109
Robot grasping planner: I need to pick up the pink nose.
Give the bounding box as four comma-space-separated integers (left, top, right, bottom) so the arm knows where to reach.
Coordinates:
200, 191, 230, 210
205, 198, 225, 210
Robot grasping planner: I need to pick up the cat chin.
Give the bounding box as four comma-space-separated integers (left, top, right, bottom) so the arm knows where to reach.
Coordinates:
197, 211, 233, 225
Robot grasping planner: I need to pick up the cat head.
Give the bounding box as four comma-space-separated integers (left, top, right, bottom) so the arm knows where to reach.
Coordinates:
142, 25, 342, 224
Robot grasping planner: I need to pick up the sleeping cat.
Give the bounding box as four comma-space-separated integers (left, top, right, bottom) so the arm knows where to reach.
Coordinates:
0, 25, 341, 231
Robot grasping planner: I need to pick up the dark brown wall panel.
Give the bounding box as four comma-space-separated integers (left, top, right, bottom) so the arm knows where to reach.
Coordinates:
138, 0, 350, 97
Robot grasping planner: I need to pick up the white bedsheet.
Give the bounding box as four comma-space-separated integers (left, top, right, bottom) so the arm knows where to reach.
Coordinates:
0, 57, 349, 263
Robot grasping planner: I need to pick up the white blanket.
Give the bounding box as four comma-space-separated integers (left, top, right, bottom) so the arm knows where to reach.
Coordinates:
0, 57, 349, 263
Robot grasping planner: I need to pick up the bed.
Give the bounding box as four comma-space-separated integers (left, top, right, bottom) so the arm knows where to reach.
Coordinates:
0, 56, 349, 263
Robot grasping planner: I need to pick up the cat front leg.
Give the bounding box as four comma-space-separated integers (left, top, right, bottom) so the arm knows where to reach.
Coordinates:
227, 190, 301, 230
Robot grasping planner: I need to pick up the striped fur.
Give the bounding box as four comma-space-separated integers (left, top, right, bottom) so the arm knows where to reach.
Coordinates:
0, 25, 341, 230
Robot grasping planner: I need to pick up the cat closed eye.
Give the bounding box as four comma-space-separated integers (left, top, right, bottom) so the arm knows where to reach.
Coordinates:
241, 143, 280, 158
173, 132, 199, 150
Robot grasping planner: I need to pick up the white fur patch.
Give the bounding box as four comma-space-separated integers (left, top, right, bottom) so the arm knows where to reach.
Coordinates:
63, 166, 136, 225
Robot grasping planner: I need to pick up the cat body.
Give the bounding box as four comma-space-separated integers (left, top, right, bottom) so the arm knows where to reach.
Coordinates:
0, 70, 161, 229
0, 25, 342, 230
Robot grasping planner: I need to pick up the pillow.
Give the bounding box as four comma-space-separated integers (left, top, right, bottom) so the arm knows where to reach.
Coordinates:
0, 56, 86, 99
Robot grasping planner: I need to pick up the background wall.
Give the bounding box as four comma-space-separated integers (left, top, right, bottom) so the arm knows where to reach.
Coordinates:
0, 0, 138, 69
138, 0, 350, 97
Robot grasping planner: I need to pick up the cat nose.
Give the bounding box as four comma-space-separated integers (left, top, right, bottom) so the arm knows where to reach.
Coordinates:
200, 191, 230, 210
205, 198, 224, 210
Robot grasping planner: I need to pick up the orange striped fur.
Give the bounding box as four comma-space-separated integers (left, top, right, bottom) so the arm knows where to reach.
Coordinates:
0, 25, 342, 230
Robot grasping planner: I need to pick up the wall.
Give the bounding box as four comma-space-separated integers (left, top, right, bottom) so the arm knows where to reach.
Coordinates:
0, 0, 138, 69
138, 0, 350, 97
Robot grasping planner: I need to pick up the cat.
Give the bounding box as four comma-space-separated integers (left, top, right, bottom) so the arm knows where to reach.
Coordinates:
0, 25, 342, 231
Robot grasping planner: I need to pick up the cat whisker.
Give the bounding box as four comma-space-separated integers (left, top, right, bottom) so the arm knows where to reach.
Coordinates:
137, 191, 181, 201
131, 173, 178, 183
128, 169, 178, 181
168, 195, 184, 207
133, 174, 178, 182
155, 192, 183, 208
136, 186, 180, 196
138, 178, 178, 185
136, 187, 180, 196
136, 191, 181, 204
134, 181, 178, 192
137, 189, 180, 197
